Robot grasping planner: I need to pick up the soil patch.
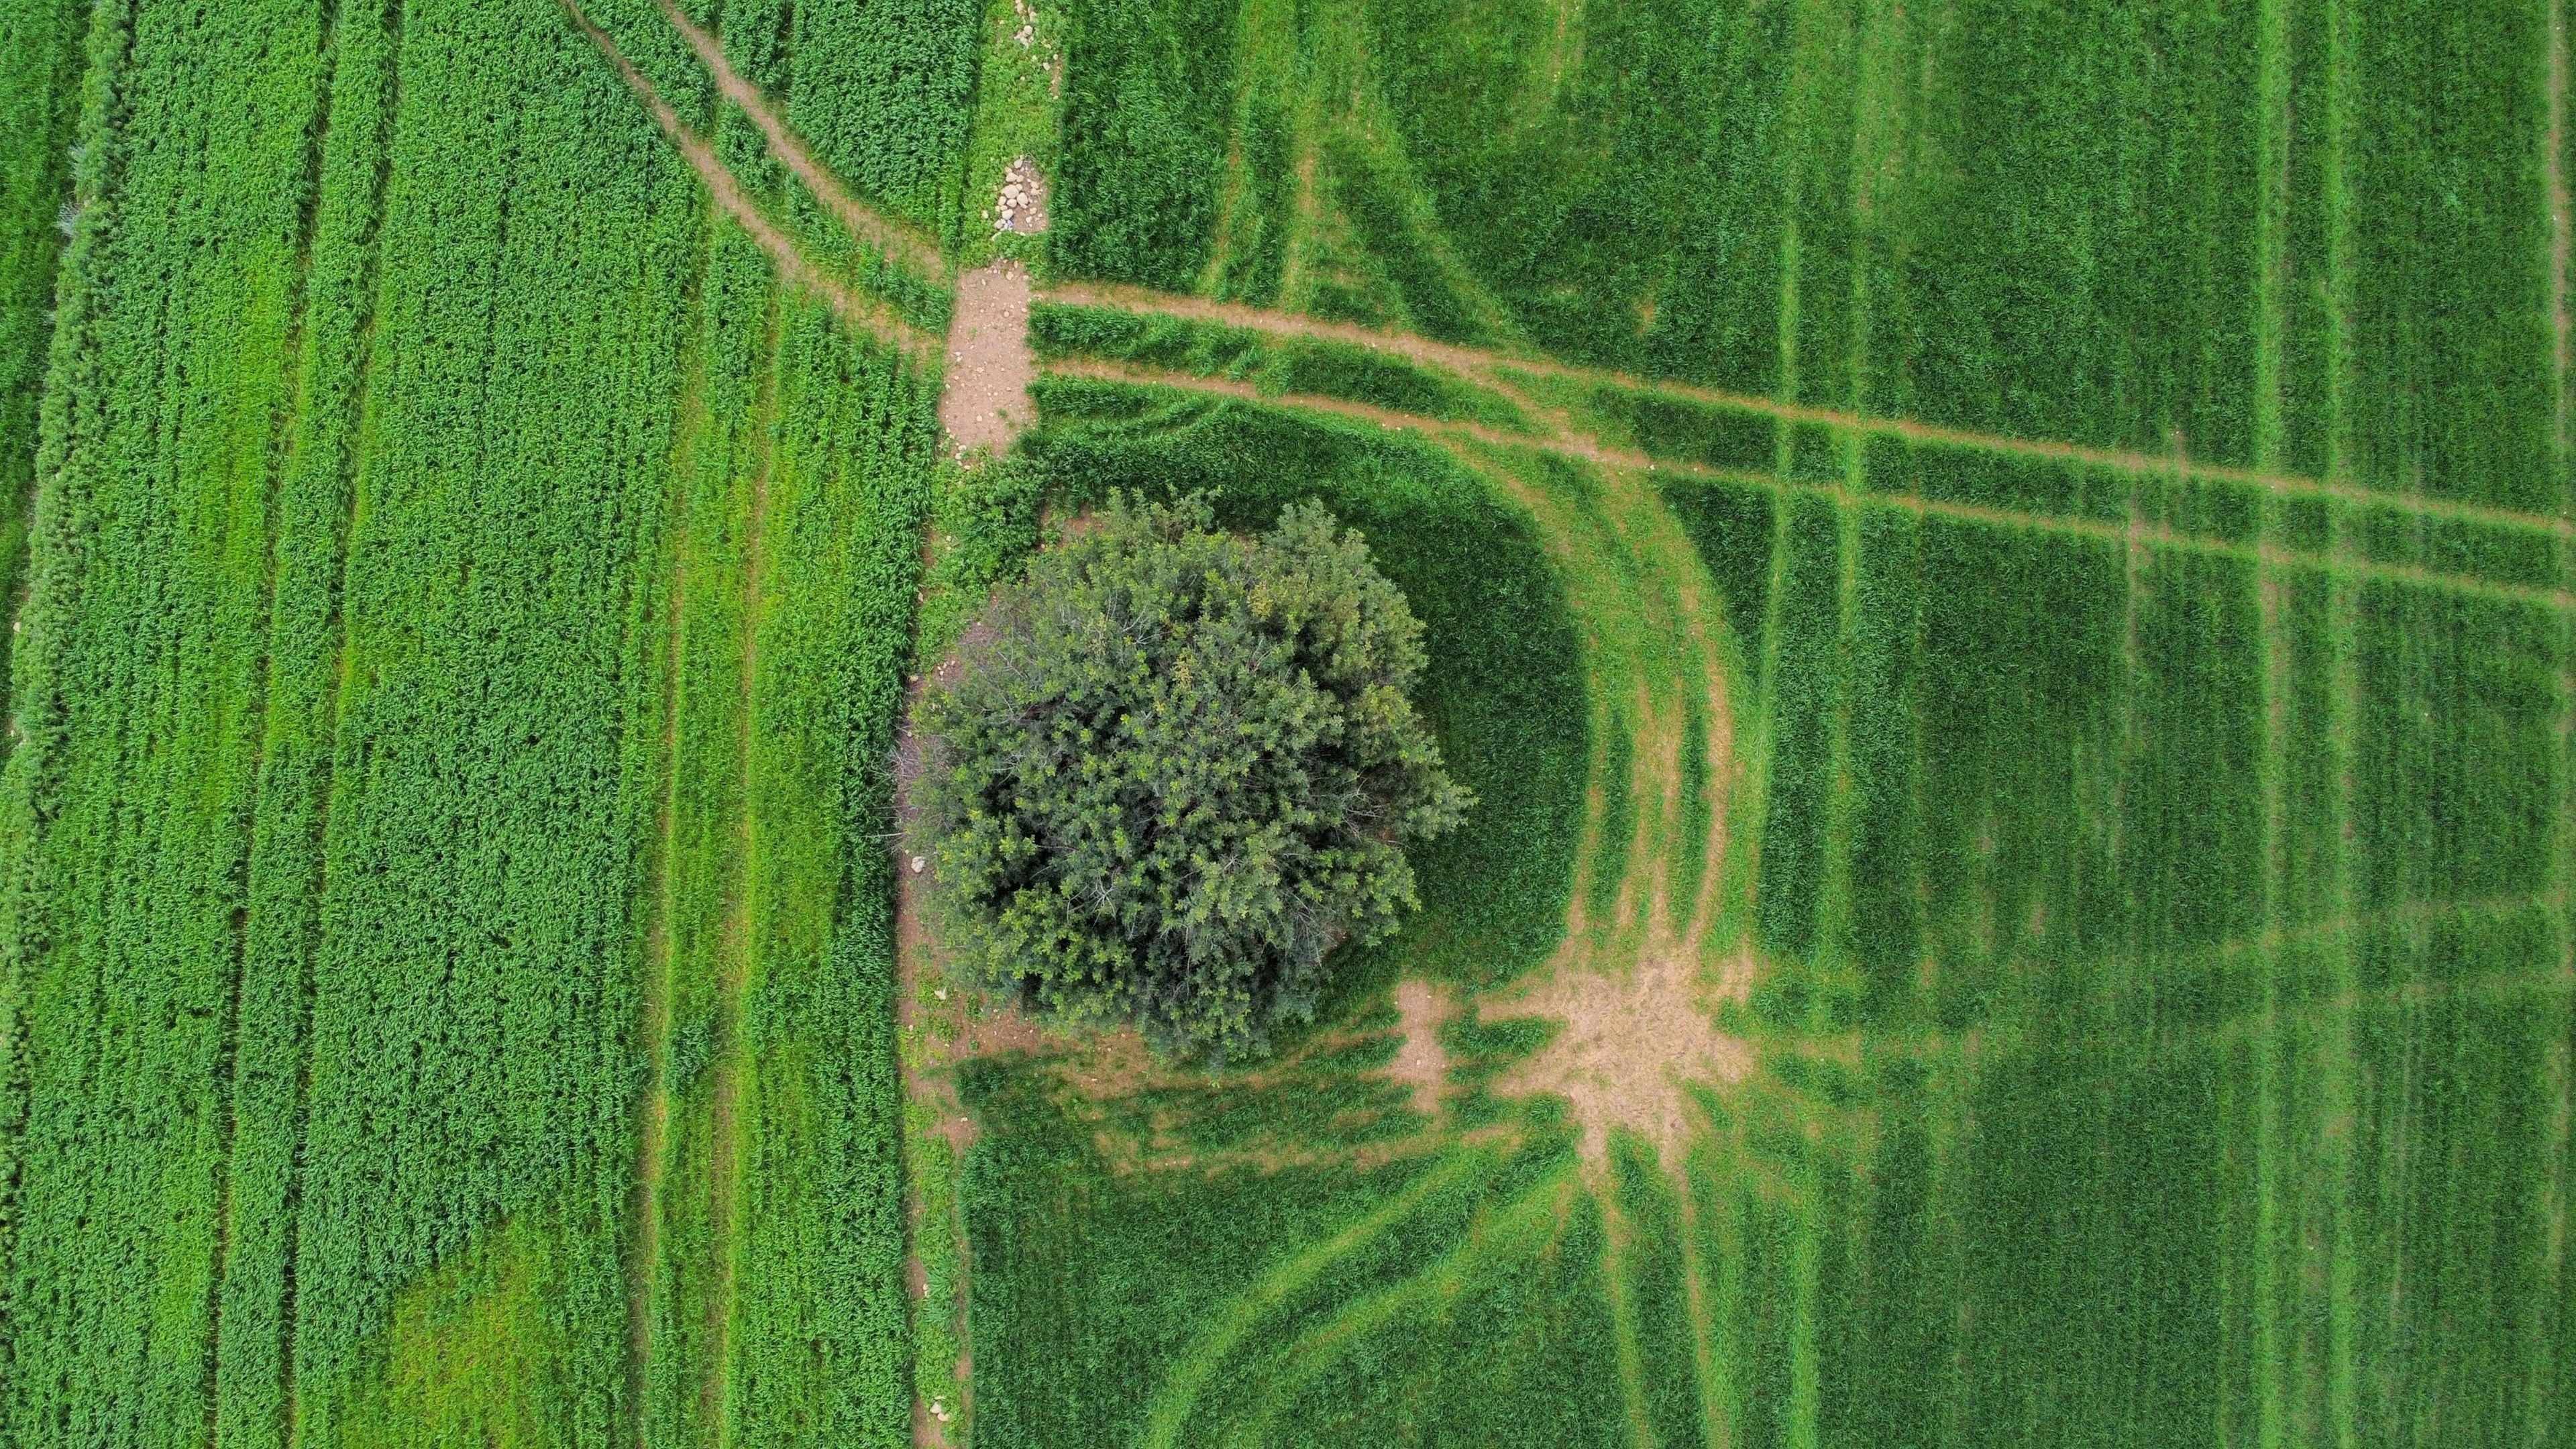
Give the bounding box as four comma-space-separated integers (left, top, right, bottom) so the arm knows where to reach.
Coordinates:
1484, 948, 1754, 1175
1387, 979, 1455, 1118
941, 260, 1036, 463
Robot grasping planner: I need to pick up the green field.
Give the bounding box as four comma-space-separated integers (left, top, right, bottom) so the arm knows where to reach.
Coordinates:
0, 0, 956, 1442
0, 0, 2569, 1446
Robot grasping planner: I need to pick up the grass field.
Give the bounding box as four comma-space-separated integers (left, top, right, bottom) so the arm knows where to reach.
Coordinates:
0, 0, 2569, 1446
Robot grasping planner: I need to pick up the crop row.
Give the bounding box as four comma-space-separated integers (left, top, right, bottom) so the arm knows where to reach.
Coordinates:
0, 0, 89, 733
0, 0, 960, 1443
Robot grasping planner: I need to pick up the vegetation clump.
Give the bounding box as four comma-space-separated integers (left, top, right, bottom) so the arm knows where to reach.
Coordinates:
912, 493, 1471, 1059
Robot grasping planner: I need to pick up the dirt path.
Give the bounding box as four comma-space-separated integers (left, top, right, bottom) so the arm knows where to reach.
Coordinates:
901, 252, 1041, 1444
1387, 979, 1456, 1117
939, 262, 1036, 462
892, 863, 975, 1449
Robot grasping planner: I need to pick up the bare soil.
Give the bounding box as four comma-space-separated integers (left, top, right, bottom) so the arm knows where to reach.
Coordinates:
940, 261, 1036, 464
1485, 947, 1754, 1174
1387, 979, 1456, 1118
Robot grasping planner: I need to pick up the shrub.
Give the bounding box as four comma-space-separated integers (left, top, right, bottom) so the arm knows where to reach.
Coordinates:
910, 494, 1471, 1060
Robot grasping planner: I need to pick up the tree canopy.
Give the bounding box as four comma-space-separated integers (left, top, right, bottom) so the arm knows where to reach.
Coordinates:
909, 494, 1472, 1059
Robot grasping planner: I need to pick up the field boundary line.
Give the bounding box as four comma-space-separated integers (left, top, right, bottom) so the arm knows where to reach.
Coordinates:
1038, 358, 2576, 613
651, 0, 948, 282
561, 0, 941, 364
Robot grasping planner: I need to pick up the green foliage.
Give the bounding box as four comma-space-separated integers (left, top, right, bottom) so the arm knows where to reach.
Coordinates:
0, 0, 350, 1440
1051, 0, 1238, 288
914, 451, 1046, 665
1024, 380, 1590, 998
915, 493, 1471, 1059
0, 0, 88, 734
0, 1, 938, 1444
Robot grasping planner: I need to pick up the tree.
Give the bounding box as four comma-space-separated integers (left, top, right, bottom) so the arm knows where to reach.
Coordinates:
908, 493, 1472, 1060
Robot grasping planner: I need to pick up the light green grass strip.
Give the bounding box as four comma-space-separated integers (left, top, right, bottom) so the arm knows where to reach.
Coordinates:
1139, 1146, 1494, 1449
1600, 1193, 1661, 1449
1674, 1178, 1732, 1449
1633, 466, 2573, 614
1786, 1157, 1823, 1449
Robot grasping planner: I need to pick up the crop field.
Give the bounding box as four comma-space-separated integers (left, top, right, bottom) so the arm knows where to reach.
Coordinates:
0, 0, 2569, 1447
0, 0, 961, 1442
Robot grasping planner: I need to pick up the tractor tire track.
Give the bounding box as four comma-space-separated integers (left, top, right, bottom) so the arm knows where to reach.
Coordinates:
1036, 284, 2569, 542
1038, 359, 2575, 613
653, 0, 948, 282
563, 0, 940, 364
561, 39, 2576, 1449
696, 278, 781, 1443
